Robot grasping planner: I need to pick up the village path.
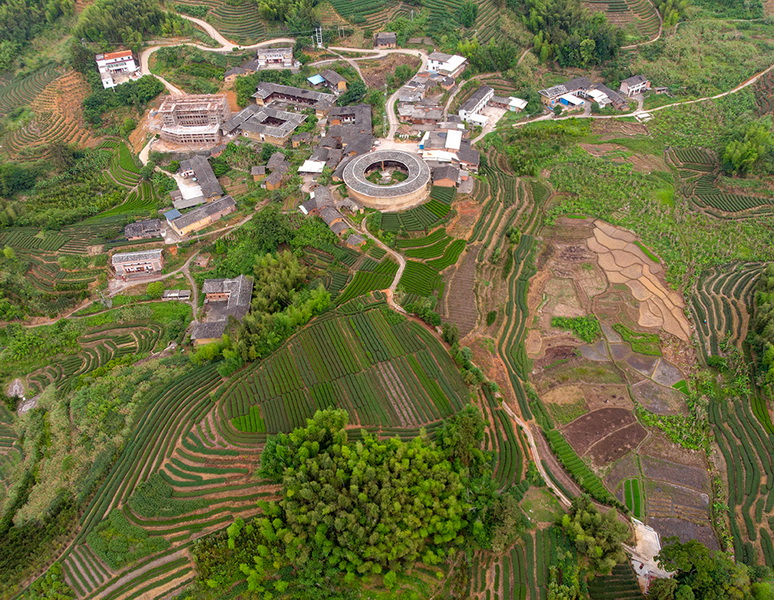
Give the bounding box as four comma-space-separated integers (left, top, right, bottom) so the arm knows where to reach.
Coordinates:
509, 63, 774, 131
356, 218, 407, 313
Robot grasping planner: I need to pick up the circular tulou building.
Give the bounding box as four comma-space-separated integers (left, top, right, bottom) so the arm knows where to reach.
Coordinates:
342, 149, 431, 211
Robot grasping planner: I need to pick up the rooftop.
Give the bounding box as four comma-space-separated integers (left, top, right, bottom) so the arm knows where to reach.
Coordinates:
222, 105, 306, 139
375, 32, 397, 43
253, 82, 335, 109
202, 274, 253, 319
460, 86, 493, 113
125, 219, 163, 238
307, 74, 325, 85
112, 249, 162, 265
191, 321, 227, 340
158, 94, 228, 113
321, 69, 346, 85
538, 77, 591, 99
169, 196, 236, 230
96, 50, 133, 61
179, 154, 223, 199
622, 75, 648, 86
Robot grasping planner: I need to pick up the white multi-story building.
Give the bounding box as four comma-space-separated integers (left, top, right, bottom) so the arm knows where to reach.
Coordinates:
95, 50, 140, 89
458, 85, 494, 123
427, 52, 468, 78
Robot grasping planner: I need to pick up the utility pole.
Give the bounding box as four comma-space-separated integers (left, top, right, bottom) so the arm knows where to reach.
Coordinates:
314, 25, 323, 49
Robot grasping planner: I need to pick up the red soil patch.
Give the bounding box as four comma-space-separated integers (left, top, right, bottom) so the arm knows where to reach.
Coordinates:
586, 422, 648, 466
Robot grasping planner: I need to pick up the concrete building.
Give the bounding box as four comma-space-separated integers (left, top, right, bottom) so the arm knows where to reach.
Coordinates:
221, 105, 306, 145
159, 95, 230, 145
124, 219, 164, 241
256, 47, 294, 69
374, 32, 397, 49
427, 52, 467, 78
459, 86, 494, 123
538, 77, 591, 108
253, 82, 335, 117
167, 196, 236, 237
95, 50, 140, 89
112, 249, 163, 279
620, 75, 651, 97
320, 69, 347, 94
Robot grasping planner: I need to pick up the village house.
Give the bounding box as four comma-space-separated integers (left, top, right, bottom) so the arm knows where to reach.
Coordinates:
251, 165, 266, 182
253, 82, 335, 117
192, 275, 254, 345
166, 195, 237, 237
221, 104, 306, 145
374, 32, 397, 49
256, 47, 294, 69
162, 289, 191, 301
620, 75, 651, 97
168, 154, 224, 211
291, 132, 312, 148
420, 129, 480, 171
458, 85, 495, 124
320, 69, 348, 94
432, 165, 460, 188
262, 152, 292, 191
426, 52, 467, 78
124, 219, 164, 241
489, 95, 528, 112
158, 95, 230, 146
538, 77, 591, 108
95, 50, 140, 89
111, 249, 163, 279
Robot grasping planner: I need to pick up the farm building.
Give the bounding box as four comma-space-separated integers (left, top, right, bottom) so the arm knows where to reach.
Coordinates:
398, 103, 443, 124
432, 165, 460, 187
190, 321, 229, 345
538, 77, 591, 108
125, 219, 164, 241
221, 104, 306, 145
398, 79, 428, 103
167, 196, 237, 237
162, 289, 191, 300
458, 86, 494, 123
178, 155, 223, 203
158, 95, 230, 146
253, 82, 335, 117
95, 50, 140, 89
320, 69, 347, 94
489, 95, 528, 112
291, 132, 312, 147
620, 75, 651, 97
251, 165, 266, 181
346, 233, 365, 248
374, 32, 397, 49
300, 185, 333, 214
111, 249, 163, 279
583, 84, 628, 109
427, 52, 467, 78
256, 47, 294, 69
420, 130, 480, 171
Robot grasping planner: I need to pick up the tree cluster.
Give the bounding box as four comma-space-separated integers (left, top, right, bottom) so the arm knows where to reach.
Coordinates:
750, 263, 774, 389
74, 0, 177, 48
194, 407, 525, 597
0, 0, 73, 70
507, 0, 623, 67
722, 118, 773, 176
256, 0, 319, 32
649, 537, 774, 600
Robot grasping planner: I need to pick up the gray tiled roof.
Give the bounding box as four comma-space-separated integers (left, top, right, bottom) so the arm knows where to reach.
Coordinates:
112, 249, 162, 265
253, 82, 335, 110
321, 69, 346, 85
460, 86, 493, 113
125, 219, 163, 239
202, 274, 253, 320
538, 77, 591, 99
170, 196, 236, 230
179, 155, 223, 199
191, 320, 227, 340
222, 105, 306, 139
320, 206, 344, 225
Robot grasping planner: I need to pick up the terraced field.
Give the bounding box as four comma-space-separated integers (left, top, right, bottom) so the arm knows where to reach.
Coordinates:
584, 0, 660, 40
174, 0, 275, 43
690, 262, 763, 358
1, 70, 101, 160
218, 303, 469, 433
668, 147, 774, 218
0, 64, 62, 116
711, 396, 774, 567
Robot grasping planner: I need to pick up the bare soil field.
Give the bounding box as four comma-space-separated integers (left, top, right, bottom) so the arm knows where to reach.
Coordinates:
563, 407, 636, 454
631, 380, 687, 415
586, 422, 648, 465
359, 55, 421, 89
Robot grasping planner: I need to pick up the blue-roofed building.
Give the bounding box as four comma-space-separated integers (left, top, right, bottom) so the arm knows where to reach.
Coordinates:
307, 74, 325, 87
164, 208, 182, 221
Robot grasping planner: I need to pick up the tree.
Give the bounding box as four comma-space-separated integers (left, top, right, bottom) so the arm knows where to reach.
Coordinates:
337, 80, 367, 106
457, 0, 478, 26
560, 495, 628, 575
654, 538, 752, 600
146, 281, 164, 299
723, 119, 773, 176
